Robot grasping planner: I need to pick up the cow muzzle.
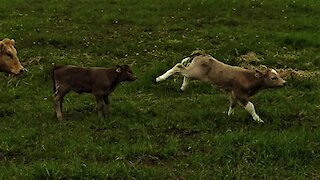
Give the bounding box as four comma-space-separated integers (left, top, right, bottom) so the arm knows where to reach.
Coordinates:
131, 76, 138, 81
12, 67, 27, 75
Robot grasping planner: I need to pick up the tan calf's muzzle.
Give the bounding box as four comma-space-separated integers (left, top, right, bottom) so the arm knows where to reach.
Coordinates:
11, 65, 25, 75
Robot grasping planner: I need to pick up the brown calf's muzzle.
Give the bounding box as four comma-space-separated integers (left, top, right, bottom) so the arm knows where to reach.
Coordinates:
129, 75, 137, 81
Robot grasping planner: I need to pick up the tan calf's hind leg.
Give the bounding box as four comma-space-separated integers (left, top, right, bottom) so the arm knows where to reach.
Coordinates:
180, 77, 190, 91
228, 92, 237, 116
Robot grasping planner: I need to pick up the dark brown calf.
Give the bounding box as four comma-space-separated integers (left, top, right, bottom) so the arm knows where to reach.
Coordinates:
52, 65, 136, 120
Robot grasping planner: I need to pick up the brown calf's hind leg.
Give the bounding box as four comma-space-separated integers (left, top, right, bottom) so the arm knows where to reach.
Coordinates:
53, 88, 68, 120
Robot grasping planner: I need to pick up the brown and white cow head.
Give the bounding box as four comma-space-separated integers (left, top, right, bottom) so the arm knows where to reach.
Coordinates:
0, 38, 24, 75
255, 68, 286, 88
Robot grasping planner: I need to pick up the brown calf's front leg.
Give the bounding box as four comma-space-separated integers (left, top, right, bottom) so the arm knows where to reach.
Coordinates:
103, 95, 110, 115
94, 93, 107, 119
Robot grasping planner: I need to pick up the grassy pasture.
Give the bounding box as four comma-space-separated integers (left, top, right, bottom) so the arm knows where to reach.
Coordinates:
1, 0, 320, 179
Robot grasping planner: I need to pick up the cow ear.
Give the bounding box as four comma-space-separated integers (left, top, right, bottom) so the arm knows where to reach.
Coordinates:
10, 39, 15, 46
254, 69, 262, 79
0, 41, 4, 52
116, 65, 121, 73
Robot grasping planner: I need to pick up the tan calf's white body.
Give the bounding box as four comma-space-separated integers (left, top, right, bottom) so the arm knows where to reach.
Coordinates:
156, 53, 286, 123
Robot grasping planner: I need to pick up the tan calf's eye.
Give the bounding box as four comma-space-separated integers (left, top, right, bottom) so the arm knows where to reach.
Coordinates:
271, 77, 278, 80
6, 53, 13, 58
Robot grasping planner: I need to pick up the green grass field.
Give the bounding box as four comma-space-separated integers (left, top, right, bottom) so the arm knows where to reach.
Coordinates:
1, 0, 320, 179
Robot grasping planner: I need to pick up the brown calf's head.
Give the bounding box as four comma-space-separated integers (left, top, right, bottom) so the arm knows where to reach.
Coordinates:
256, 68, 286, 88
116, 64, 137, 82
0, 38, 24, 75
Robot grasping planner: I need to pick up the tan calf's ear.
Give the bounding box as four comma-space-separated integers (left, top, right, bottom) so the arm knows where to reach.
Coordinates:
254, 69, 262, 79
0, 41, 5, 52
11, 39, 15, 45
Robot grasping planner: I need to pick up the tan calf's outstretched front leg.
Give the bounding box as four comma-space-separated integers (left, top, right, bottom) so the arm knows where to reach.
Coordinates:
156, 57, 191, 83
156, 63, 183, 82
244, 102, 263, 123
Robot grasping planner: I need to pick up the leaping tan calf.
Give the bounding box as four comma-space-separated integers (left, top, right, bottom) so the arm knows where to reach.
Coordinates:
156, 52, 286, 123
0, 38, 24, 75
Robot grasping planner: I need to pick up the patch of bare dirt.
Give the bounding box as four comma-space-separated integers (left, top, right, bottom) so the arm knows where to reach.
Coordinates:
239, 52, 320, 78
238, 52, 262, 64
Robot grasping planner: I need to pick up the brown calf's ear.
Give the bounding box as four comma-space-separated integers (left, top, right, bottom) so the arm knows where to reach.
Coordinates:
116, 65, 121, 73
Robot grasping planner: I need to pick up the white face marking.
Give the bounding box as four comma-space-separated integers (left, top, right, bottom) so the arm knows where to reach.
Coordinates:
271, 69, 278, 75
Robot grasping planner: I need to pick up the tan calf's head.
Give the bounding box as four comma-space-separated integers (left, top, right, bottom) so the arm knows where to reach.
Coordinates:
256, 69, 286, 88
0, 38, 24, 75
